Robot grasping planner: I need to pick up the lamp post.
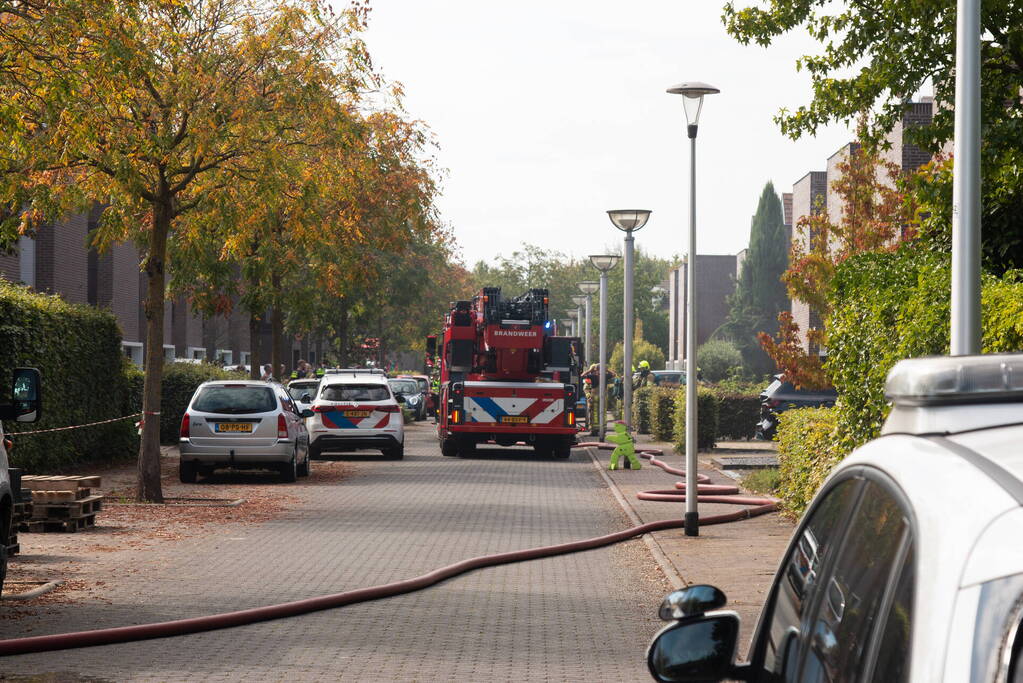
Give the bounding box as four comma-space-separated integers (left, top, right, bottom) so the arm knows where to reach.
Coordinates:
571, 294, 588, 350
578, 281, 599, 365
588, 255, 619, 441
667, 80, 719, 537
608, 209, 651, 432
951, 0, 981, 354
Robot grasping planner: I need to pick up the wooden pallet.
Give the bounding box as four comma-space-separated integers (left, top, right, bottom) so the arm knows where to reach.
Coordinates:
20, 512, 96, 534
30, 495, 103, 520
12, 500, 33, 521
21, 475, 101, 492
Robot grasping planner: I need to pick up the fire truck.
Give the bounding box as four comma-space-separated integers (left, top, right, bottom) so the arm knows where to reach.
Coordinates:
435, 287, 580, 458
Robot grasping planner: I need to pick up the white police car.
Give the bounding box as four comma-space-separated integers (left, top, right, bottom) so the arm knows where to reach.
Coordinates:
647, 353, 1023, 683
307, 372, 405, 459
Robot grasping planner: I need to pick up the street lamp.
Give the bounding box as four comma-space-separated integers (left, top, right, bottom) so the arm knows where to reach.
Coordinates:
667, 80, 719, 537
578, 281, 599, 365
571, 295, 588, 360
589, 255, 619, 442
608, 209, 651, 433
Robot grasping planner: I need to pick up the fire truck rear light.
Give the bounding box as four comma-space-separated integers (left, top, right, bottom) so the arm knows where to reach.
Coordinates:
451, 409, 461, 424
277, 414, 288, 438
567, 411, 575, 426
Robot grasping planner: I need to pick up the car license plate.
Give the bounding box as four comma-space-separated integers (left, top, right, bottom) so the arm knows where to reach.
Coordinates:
345, 411, 371, 418
500, 415, 528, 424
216, 422, 252, 433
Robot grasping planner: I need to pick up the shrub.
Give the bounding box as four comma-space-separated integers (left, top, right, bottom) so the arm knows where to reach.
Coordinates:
648, 386, 677, 441
696, 339, 743, 382
775, 407, 839, 517
741, 467, 781, 496
157, 362, 242, 443
712, 390, 760, 440
632, 385, 654, 434
672, 386, 719, 452
609, 338, 666, 375
0, 281, 138, 471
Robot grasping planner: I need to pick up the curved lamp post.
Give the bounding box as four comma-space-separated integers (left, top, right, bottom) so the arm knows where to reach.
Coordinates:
578, 281, 600, 365
588, 255, 619, 441
608, 209, 651, 433
667, 80, 719, 537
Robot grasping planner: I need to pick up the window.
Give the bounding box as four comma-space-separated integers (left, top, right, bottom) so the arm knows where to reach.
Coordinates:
287, 382, 319, 402
320, 384, 390, 402
388, 380, 419, 396
121, 342, 143, 367
870, 545, 914, 682
192, 386, 276, 414
761, 479, 860, 678
802, 480, 911, 681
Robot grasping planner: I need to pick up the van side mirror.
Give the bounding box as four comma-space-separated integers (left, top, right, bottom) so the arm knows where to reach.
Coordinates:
395, 394, 406, 404
647, 613, 740, 682
300, 409, 314, 419
9, 368, 42, 423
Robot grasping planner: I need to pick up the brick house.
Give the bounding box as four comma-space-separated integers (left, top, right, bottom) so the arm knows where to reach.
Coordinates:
666, 253, 739, 371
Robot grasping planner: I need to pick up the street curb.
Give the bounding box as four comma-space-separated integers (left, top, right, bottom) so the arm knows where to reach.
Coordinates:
585, 447, 686, 590
1, 580, 62, 601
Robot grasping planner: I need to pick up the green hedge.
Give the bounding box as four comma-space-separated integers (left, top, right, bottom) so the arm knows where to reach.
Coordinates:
648, 386, 677, 441
672, 386, 719, 453
712, 391, 759, 440
775, 407, 839, 518
633, 386, 654, 434
0, 281, 138, 472
156, 362, 244, 443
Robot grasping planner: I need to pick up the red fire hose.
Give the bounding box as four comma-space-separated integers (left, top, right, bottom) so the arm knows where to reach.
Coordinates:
0, 442, 776, 656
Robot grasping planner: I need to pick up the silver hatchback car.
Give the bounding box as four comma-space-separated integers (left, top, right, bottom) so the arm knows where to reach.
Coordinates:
179, 381, 312, 483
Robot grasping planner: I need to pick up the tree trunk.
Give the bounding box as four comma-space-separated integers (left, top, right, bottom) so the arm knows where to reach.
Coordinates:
137, 198, 172, 503
271, 271, 283, 380
336, 296, 348, 367
248, 311, 262, 380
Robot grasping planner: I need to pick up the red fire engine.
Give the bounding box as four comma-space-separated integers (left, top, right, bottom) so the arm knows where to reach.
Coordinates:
436, 287, 580, 458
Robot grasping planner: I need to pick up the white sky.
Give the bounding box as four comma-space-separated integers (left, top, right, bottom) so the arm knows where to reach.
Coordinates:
359, 1, 856, 267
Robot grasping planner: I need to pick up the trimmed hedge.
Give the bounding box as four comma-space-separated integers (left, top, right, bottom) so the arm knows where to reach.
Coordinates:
0, 281, 138, 472
712, 391, 759, 440
157, 362, 244, 443
648, 386, 677, 441
672, 386, 719, 453
775, 407, 839, 518
633, 386, 654, 434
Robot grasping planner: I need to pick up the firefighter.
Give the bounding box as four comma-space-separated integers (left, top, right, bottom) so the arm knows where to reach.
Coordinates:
633, 359, 652, 390
583, 377, 596, 435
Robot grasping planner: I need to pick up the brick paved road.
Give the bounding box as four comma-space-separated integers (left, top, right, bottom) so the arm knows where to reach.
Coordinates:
1, 424, 667, 681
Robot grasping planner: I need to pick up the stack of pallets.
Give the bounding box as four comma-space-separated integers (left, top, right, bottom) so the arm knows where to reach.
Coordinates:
19, 475, 103, 533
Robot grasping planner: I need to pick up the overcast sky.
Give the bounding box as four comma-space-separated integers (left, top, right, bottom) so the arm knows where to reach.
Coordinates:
360, 1, 856, 268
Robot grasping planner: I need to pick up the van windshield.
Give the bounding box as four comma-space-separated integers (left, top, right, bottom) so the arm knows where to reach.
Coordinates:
193, 386, 277, 414
320, 384, 390, 402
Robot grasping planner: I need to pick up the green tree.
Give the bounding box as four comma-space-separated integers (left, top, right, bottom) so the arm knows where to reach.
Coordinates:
720, 182, 788, 376
697, 339, 743, 383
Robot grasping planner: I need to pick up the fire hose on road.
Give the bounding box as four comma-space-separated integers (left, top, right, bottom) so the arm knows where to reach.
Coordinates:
0, 443, 777, 656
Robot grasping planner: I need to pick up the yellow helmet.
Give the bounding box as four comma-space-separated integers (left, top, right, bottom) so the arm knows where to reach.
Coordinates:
639, 360, 650, 369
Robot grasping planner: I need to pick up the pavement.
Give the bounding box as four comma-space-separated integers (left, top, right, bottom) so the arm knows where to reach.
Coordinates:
591, 433, 793, 656
1, 422, 675, 682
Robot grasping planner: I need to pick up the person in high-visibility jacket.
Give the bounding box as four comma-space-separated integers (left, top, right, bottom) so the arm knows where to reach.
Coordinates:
583, 377, 596, 435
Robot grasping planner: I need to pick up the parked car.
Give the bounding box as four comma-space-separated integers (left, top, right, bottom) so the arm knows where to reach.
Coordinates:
649, 370, 685, 386
756, 374, 837, 440
286, 378, 320, 415
178, 380, 312, 483
397, 374, 432, 420
308, 372, 405, 459
646, 353, 1023, 682
388, 378, 425, 421
0, 368, 42, 598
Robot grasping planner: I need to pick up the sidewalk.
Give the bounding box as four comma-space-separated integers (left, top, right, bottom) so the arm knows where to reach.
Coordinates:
588, 433, 793, 656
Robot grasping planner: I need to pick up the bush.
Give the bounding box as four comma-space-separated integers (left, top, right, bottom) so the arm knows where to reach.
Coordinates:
609, 338, 666, 375
672, 386, 719, 452
632, 386, 654, 434
648, 386, 678, 441
775, 407, 839, 517
0, 281, 138, 471
696, 339, 743, 383
712, 390, 760, 440
157, 362, 242, 443
741, 467, 781, 496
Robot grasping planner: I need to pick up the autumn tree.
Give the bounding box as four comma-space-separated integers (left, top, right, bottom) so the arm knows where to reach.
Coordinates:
757, 136, 917, 387
0, 0, 373, 501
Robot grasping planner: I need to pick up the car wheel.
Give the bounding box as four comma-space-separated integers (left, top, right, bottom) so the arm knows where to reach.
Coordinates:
384, 443, 405, 460
279, 454, 297, 483
297, 448, 310, 477
553, 442, 572, 459
441, 438, 458, 457
179, 460, 198, 483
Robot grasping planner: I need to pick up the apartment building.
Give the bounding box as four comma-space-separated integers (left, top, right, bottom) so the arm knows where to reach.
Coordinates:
665, 253, 739, 371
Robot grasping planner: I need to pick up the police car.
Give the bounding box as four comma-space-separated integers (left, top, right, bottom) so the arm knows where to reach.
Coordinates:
307, 372, 405, 459
647, 353, 1023, 683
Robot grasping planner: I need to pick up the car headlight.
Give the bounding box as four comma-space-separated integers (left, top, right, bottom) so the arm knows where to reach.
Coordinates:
407, 395, 421, 405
